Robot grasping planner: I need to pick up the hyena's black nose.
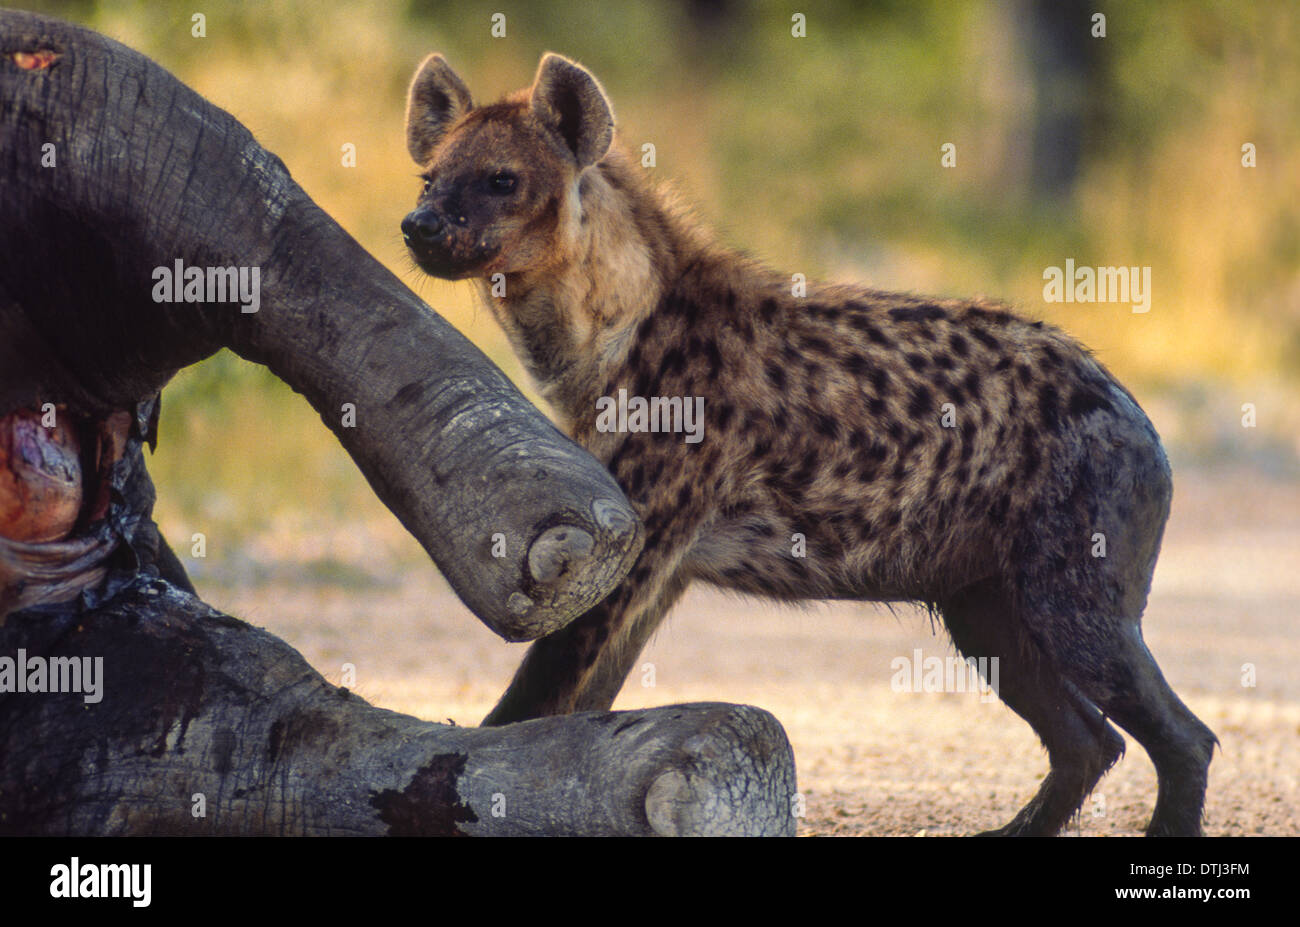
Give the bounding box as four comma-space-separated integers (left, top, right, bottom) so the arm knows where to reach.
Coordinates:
401, 209, 445, 246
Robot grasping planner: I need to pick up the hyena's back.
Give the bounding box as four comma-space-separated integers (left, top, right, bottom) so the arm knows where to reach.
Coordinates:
597, 261, 1163, 612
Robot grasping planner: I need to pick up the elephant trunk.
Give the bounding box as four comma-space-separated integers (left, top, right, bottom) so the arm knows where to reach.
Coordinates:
221, 194, 643, 638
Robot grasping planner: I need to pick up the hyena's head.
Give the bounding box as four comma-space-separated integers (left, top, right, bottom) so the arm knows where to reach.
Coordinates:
401, 53, 614, 281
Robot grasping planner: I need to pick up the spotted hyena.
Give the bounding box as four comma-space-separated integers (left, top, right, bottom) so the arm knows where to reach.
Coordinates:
400, 52, 1216, 836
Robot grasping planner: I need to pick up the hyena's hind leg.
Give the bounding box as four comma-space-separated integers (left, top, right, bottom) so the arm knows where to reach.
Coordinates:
939, 577, 1126, 836
1071, 621, 1217, 835
1022, 573, 1217, 835
1016, 409, 1216, 836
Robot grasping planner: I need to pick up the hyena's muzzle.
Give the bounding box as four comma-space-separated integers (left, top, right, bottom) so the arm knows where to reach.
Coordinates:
401, 204, 499, 280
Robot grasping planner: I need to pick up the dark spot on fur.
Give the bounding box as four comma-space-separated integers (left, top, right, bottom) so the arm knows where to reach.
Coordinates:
856, 321, 893, 348
948, 333, 969, 357
676, 483, 692, 508
889, 304, 948, 323
856, 518, 875, 543
661, 293, 686, 317
869, 367, 892, 395
968, 306, 1014, 326
906, 352, 929, 372
971, 328, 1000, 351
907, 384, 933, 419
845, 352, 872, 376
702, 338, 723, 377
759, 298, 779, 324
1038, 383, 1061, 432
959, 420, 976, 463
626, 465, 645, 494
961, 370, 981, 400
632, 365, 654, 397
803, 335, 832, 354
1041, 344, 1062, 367
813, 411, 840, 439
1016, 363, 1034, 387
993, 356, 1012, 373
1067, 387, 1112, 418
765, 361, 787, 389
1020, 434, 1041, 480
715, 403, 735, 430
660, 347, 687, 378
935, 438, 952, 469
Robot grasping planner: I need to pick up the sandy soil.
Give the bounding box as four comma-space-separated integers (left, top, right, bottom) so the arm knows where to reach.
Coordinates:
193, 465, 1300, 836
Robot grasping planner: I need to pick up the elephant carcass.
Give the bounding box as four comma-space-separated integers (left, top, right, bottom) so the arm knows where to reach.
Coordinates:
0, 10, 800, 836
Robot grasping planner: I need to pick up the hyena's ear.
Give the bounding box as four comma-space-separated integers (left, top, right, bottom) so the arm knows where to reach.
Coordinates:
406, 53, 473, 165
529, 53, 614, 168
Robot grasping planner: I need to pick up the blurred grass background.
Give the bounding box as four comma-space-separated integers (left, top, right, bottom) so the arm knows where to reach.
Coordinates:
12, 0, 1299, 581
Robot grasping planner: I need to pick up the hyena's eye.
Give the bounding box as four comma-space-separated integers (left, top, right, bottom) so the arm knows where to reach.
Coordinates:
421, 178, 432, 196
488, 171, 517, 195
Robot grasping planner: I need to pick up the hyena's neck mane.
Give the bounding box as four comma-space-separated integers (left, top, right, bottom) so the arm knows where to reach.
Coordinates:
491, 144, 714, 434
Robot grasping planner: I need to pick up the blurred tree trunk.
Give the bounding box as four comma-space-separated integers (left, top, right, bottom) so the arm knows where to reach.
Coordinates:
1022, 0, 1108, 200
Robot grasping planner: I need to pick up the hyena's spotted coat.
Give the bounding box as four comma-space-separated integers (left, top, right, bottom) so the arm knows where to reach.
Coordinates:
401, 52, 1216, 835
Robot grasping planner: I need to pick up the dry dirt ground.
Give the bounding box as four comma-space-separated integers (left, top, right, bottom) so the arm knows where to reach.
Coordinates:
192, 465, 1299, 836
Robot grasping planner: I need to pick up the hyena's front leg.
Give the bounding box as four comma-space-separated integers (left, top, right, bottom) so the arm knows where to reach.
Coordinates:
482, 524, 693, 726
